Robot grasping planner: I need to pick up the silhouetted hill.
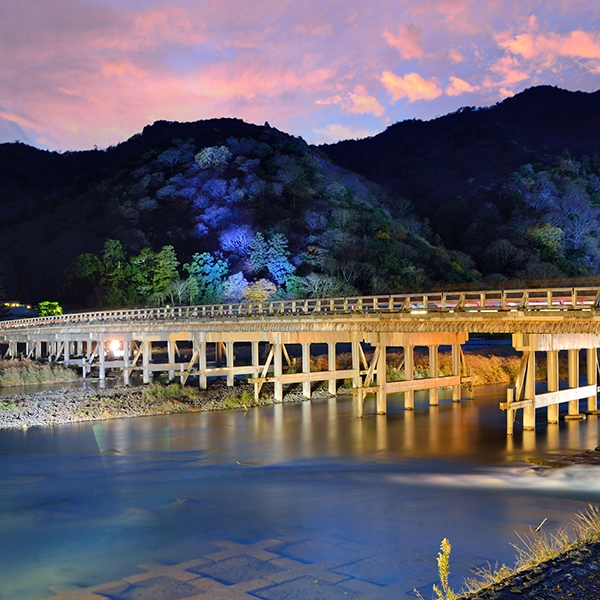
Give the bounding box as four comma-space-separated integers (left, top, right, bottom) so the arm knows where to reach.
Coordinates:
321, 85, 600, 219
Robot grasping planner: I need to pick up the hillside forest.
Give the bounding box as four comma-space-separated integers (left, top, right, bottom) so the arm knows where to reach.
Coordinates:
1, 86, 600, 310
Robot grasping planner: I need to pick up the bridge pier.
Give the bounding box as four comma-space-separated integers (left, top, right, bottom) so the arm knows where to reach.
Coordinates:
502, 333, 600, 433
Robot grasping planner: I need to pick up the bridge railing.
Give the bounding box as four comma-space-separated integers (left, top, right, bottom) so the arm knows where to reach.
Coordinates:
1, 287, 600, 330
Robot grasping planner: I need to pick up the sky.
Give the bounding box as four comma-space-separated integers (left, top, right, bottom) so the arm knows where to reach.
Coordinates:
2, 0, 600, 151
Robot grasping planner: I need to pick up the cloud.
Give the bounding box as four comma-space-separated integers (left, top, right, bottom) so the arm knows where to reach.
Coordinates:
383, 23, 424, 60
381, 71, 442, 103
348, 86, 385, 116
313, 123, 377, 143
101, 58, 146, 79
445, 76, 479, 96
449, 48, 465, 63
316, 85, 384, 116
498, 29, 600, 64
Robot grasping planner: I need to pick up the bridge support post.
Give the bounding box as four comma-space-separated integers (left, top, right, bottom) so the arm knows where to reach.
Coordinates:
567, 349, 583, 419
429, 345, 439, 406
351, 340, 361, 390
167, 340, 176, 381
302, 343, 311, 399
377, 335, 387, 414
123, 340, 130, 386
274, 335, 283, 403
98, 334, 106, 380
328, 342, 337, 395
142, 335, 151, 384
523, 350, 536, 430
587, 348, 598, 412
198, 334, 207, 390
547, 350, 559, 424
226, 341, 235, 386
404, 345, 414, 410
451, 344, 461, 402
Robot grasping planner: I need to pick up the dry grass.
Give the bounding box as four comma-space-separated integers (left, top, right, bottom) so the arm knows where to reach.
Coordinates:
0, 359, 79, 387
461, 505, 600, 597
307, 348, 580, 388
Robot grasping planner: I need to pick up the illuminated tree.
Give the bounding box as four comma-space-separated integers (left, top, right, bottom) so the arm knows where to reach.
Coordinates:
184, 252, 229, 304
37, 301, 63, 316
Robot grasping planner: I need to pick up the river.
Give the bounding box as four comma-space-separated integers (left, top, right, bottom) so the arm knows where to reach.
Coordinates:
1, 387, 599, 599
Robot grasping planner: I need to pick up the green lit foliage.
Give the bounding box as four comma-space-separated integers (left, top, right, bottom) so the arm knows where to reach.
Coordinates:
184, 252, 229, 305
151, 245, 180, 304
36, 301, 63, 316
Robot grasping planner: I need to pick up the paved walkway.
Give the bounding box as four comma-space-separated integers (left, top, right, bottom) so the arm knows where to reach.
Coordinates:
44, 531, 413, 600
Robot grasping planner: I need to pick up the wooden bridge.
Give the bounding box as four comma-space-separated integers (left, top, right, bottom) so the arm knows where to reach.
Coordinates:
2, 287, 600, 433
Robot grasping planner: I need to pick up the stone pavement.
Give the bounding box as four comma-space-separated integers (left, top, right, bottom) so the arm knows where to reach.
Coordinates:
44, 531, 414, 600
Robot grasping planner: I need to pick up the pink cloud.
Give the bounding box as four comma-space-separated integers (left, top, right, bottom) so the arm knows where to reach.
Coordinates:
348, 86, 385, 116
445, 76, 479, 96
449, 48, 465, 63
381, 71, 443, 103
499, 29, 600, 63
383, 23, 424, 60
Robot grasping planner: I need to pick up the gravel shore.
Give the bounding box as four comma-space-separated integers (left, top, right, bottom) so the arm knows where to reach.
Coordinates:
0, 382, 334, 429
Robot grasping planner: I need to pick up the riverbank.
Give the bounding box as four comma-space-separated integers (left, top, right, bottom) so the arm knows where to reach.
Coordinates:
0, 381, 333, 430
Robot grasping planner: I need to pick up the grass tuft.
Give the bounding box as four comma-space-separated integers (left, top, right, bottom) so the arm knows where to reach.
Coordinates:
461, 504, 600, 597
0, 359, 79, 387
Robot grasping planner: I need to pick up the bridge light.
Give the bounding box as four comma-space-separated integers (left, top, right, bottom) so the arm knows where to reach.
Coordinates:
109, 339, 124, 358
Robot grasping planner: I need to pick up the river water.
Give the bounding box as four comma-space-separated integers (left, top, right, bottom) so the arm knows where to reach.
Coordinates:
1, 387, 600, 599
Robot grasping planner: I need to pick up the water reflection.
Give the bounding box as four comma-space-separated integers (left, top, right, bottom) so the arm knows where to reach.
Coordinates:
0, 387, 599, 599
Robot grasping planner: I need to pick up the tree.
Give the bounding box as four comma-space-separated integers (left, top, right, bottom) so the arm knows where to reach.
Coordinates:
184, 252, 229, 304
244, 279, 277, 302
37, 301, 63, 316
152, 246, 180, 303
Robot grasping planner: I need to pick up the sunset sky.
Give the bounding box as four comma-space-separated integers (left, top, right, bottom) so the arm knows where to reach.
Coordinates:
2, 0, 600, 150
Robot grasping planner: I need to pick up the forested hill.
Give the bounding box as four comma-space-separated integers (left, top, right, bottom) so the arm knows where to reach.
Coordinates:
322, 85, 600, 284
1, 85, 600, 309
0, 120, 470, 306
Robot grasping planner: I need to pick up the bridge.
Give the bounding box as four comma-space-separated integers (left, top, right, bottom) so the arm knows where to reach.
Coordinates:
2, 287, 600, 433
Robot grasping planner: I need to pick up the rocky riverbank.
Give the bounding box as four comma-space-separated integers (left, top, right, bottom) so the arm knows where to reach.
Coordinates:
0, 382, 333, 430
462, 541, 600, 599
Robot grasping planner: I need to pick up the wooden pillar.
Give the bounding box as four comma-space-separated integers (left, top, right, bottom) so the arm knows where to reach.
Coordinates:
328, 342, 337, 395
216, 342, 223, 366
451, 344, 461, 402
35, 340, 42, 360
302, 343, 311, 399
429, 345, 439, 406
226, 341, 235, 386
198, 333, 207, 390
142, 335, 151, 384
568, 349, 580, 416
547, 350, 559, 424
123, 340, 130, 386
523, 350, 536, 430
351, 340, 361, 389
587, 347, 598, 412
376, 335, 387, 414
274, 335, 283, 403
167, 339, 176, 381
98, 334, 106, 380
404, 345, 414, 410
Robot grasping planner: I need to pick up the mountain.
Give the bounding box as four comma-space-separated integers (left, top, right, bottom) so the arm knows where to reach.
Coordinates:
0, 119, 468, 305
1, 85, 600, 307
321, 85, 600, 282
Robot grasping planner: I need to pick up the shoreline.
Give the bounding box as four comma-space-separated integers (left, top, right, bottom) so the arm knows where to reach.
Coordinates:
0, 381, 334, 430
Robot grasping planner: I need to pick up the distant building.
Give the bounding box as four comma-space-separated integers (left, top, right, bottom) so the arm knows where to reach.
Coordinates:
0, 301, 37, 320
